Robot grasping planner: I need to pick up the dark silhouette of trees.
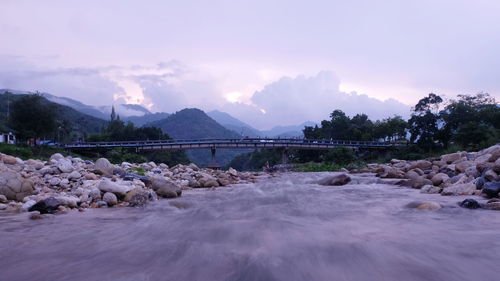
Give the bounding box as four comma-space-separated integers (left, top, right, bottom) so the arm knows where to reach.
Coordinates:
9, 94, 56, 142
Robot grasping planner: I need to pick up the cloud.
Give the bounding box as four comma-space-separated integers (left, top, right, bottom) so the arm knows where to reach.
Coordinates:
222, 71, 411, 129
0, 55, 123, 106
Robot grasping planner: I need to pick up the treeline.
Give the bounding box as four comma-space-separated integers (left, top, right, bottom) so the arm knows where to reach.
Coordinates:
228, 93, 500, 170
86, 107, 190, 165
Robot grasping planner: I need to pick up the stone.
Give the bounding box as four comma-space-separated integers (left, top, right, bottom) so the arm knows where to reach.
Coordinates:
1, 154, 17, 165
379, 166, 406, 179
0, 168, 35, 201
123, 173, 151, 185
94, 158, 115, 174
97, 179, 131, 197
151, 177, 182, 198
57, 158, 74, 173
420, 185, 441, 194
416, 202, 442, 210
49, 177, 61, 186
103, 192, 118, 206
228, 167, 238, 177
84, 173, 98, 180
477, 162, 495, 173
89, 188, 102, 202
124, 188, 150, 207
409, 160, 432, 171
318, 173, 352, 186
0, 194, 7, 203
406, 201, 442, 210
21, 200, 37, 212
49, 153, 64, 162
96, 201, 108, 208
484, 169, 498, 182
188, 163, 199, 171
482, 182, 500, 198
0, 203, 7, 210
55, 196, 80, 208
29, 211, 44, 220
455, 161, 473, 173
459, 199, 481, 209
68, 171, 82, 180
441, 183, 476, 196
475, 177, 486, 189
442, 152, 463, 164
475, 153, 493, 164
431, 173, 449, 186
493, 158, 500, 173
28, 197, 60, 214
465, 166, 479, 177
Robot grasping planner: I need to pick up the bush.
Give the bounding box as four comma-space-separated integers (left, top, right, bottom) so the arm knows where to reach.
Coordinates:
0, 143, 33, 159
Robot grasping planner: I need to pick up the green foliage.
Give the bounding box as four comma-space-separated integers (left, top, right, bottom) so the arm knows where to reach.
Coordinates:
0, 143, 33, 159
294, 162, 343, 172
104, 149, 147, 164
321, 147, 357, 166
226, 149, 282, 171
9, 94, 57, 141
143, 150, 190, 166
131, 167, 146, 176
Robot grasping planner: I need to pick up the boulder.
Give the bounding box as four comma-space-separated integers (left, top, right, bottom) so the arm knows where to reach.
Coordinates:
431, 173, 449, 186
477, 162, 495, 173
68, 171, 82, 180
49, 177, 61, 186
474, 153, 492, 164
1, 154, 17, 165
198, 174, 220, 187
485, 201, 500, 210
94, 158, 115, 174
379, 166, 406, 179
55, 196, 80, 208
475, 177, 486, 189
0, 194, 7, 203
416, 202, 442, 210
408, 160, 432, 171
124, 188, 150, 207
57, 158, 74, 173
441, 183, 476, 196
103, 192, 118, 206
49, 153, 64, 162
484, 169, 498, 182
455, 161, 473, 173
228, 167, 238, 177
28, 197, 60, 214
97, 179, 131, 197
482, 182, 500, 198
465, 166, 479, 177
459, 199, 481, 209
442, 152, 463, 164
0, 168, 35, 201
318, 173, 351, 186
493, 158, 500, 173
151, 178, 182, 198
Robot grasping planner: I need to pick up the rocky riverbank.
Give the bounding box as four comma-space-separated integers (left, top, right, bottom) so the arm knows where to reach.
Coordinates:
0, 153, 262, 218
352, 144, 500, 210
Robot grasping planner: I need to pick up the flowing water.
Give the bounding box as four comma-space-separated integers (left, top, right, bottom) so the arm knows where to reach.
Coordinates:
1, 172, 500, 281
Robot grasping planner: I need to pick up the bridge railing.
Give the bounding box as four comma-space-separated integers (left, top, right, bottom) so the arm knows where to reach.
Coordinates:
64, 138, 403, 149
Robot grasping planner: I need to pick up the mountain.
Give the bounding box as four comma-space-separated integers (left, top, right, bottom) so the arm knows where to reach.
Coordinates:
148, 108, 241, 139
147, 108, 247, 166
123, 112, 171, 127
0, 91, 107, 137
261, 121, 317, 138
98, 104, 151, 118
207, 110, 261, 137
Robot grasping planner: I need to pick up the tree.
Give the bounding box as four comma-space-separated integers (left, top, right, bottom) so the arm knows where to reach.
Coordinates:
9, 94, 57, 142
408, 93, 443, 151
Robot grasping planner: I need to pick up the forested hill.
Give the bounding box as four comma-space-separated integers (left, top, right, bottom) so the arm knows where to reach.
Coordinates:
0, 91, 106, 135
147, 108, 241, 139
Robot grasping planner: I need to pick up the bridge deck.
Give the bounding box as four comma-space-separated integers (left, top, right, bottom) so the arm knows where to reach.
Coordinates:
64, 138, 401, 150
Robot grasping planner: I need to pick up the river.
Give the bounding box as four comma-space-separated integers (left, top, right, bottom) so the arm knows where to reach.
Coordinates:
1, 172, 500, 281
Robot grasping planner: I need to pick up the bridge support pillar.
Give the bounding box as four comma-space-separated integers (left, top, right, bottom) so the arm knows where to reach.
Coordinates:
207, 147, 221, 169
281, 148, 288, 165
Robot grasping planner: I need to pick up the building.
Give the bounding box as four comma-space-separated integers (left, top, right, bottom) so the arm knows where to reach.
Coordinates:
0, 132, 16, 144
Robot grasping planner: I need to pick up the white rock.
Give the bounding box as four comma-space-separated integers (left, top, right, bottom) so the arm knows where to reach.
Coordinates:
68, 171, 82, 180
97, 179, 131, 196
55, 196, 80, 208
49, 177, 61, 186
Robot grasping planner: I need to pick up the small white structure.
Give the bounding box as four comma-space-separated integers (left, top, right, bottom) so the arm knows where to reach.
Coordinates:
0, 132, 16, 144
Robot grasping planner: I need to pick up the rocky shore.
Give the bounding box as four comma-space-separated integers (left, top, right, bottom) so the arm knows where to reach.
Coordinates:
0, 153, 261, 218
353, 144, 500, 210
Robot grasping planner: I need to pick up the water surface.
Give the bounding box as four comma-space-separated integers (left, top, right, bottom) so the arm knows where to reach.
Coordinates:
1, 172, 499, 281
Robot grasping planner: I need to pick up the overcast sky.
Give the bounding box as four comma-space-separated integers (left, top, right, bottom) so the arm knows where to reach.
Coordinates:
1, 0, 499, 129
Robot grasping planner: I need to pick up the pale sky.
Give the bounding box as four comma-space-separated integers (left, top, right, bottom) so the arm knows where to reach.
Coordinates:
1, 0, 499, 129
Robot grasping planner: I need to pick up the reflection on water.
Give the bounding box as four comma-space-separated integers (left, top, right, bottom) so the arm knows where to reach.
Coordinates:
1, 173, 500, 281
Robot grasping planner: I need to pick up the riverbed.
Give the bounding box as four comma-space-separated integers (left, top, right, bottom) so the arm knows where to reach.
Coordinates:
1, 172, 500, 281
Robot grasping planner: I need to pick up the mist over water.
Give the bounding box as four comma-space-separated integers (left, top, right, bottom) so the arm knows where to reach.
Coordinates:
1, 173, 500, 281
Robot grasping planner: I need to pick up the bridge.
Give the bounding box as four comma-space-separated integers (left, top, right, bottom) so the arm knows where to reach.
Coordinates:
64, 138, 401, 168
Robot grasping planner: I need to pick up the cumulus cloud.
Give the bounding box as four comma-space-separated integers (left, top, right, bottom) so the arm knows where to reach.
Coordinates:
222, 71, 411, 129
